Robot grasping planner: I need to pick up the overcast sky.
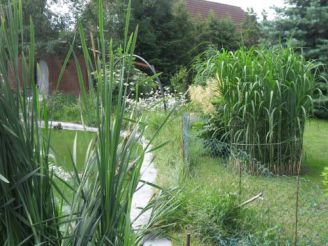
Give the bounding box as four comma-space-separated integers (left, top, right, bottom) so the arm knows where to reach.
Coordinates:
209, 0, 286, 19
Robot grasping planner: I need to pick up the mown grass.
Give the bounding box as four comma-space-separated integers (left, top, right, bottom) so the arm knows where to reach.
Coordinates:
303, 119, 328, 183
50, 130, 95, 172
145, 111, 328, 245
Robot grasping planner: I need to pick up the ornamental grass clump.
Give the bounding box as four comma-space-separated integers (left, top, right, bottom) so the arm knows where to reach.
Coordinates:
196, 48, 317, 175
0, 1, 61, 244
61, 1, 146, 243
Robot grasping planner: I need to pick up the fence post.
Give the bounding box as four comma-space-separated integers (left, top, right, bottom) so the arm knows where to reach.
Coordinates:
186, 233, 191, 246
294, 154, 302, 246
182, 113, 190, 173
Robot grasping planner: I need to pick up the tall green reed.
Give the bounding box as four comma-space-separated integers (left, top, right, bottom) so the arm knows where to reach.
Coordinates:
0, 1, 61, 244
195, 48, 317, 175
60, 0, 171, 244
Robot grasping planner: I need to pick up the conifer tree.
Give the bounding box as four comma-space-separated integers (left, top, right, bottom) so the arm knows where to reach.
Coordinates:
262, 0, 328, 118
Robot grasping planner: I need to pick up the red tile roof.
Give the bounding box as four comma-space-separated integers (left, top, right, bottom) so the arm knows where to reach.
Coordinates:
185, 0, 245, 26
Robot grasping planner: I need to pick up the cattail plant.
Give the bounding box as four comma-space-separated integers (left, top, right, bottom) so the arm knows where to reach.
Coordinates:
195, 48, 317, 175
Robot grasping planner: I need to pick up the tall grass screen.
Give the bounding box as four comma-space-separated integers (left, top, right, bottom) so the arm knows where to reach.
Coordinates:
195, 48, 316, 175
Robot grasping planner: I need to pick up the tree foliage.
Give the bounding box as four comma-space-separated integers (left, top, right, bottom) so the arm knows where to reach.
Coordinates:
129, 0, 244, 85
262, 0, 328, 62
77, 0, 127, 46
241, 8, 261, 47
70, 0, 245, 86
0, 0, 73, 53
130, 0, 196, 83
195, 12, 240, 51
261, 0, 328, 119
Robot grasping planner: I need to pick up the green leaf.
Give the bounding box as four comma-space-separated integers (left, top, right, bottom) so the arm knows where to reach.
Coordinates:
0, 174, 9, 183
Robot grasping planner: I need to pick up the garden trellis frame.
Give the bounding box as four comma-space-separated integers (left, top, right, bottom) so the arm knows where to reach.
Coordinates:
133, 54, 166, 110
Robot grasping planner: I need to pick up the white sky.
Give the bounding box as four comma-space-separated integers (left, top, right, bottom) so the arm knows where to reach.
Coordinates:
209, 0, 286, 19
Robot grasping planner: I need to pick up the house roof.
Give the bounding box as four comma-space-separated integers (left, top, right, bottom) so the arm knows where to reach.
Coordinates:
185, 0, 245, 26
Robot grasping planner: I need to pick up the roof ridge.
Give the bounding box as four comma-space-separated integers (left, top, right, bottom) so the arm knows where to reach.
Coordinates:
185, 0, 246, 28
201, 0, 244, 11
185, 0, 245, 13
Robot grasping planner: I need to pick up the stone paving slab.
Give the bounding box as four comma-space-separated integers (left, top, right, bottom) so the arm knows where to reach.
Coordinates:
131, 137, 157, 228
144, 238, 172, 246
39, 121, 97, 132
131, 137, 172, 246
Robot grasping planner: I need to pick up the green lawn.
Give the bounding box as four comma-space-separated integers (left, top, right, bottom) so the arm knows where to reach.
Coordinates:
50, 130, 95, 172
145, 112, 328, 245
303, 119, 328, 183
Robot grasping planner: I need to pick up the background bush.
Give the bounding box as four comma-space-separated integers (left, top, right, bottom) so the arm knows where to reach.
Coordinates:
48, 92, 81, 122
